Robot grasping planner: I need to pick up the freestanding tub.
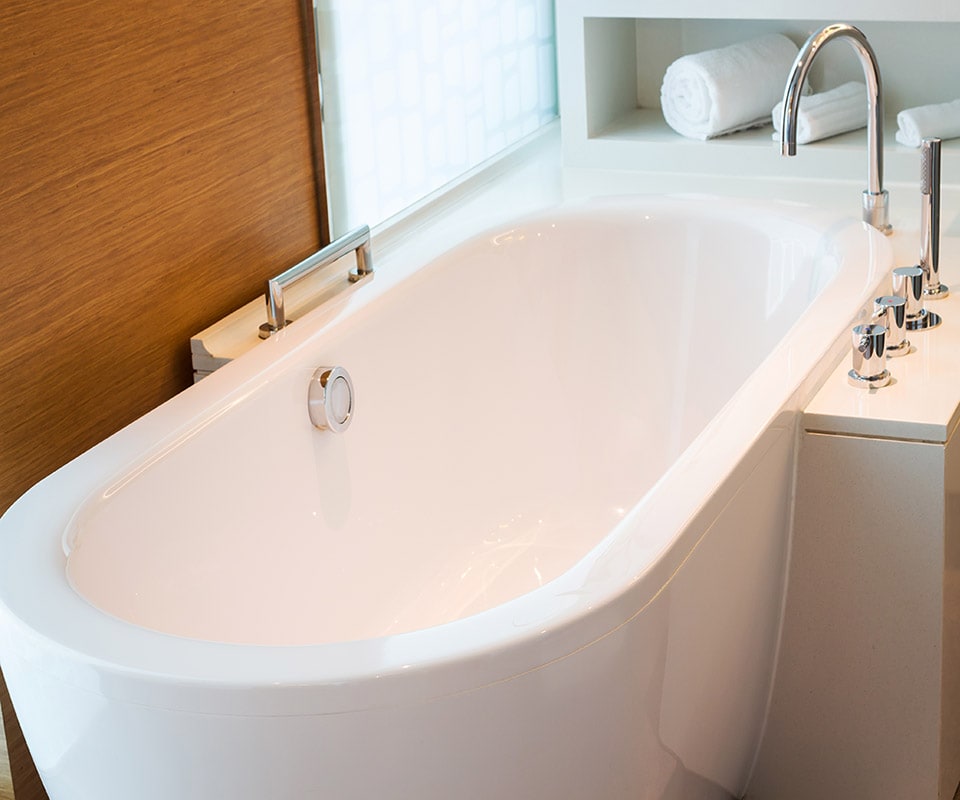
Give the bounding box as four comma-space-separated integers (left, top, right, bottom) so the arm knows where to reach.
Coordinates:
0, 195, 891, 799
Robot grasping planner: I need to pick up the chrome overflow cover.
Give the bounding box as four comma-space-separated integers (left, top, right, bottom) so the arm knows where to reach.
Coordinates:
308, 366, 354, 432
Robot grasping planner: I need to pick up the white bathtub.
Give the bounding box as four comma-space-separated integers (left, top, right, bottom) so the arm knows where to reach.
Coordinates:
0, 196, 891, 799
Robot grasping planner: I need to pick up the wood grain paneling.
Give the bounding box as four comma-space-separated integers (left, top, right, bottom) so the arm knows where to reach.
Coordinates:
0, 674, 30, 800
0, 0, 323, 796
0, 678, 11, 800
0, 0, 323, 511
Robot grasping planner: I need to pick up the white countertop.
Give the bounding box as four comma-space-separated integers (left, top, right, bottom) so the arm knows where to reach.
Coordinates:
802, 193, 960, 443
804, 284, 960, 444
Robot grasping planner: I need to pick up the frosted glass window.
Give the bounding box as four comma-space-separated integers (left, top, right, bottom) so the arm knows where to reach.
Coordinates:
316, 0, 558, 236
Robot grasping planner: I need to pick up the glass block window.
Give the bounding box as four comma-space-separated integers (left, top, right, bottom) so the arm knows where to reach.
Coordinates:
316, 0, 558, 236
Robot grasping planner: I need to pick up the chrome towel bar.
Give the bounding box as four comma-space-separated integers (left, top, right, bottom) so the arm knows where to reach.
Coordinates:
259, 224, 373, 339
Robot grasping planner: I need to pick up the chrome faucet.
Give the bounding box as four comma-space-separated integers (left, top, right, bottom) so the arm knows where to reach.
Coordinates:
779, 24, 892, 235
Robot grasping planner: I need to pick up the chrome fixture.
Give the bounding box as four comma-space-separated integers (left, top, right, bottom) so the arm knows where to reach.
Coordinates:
308, 366, 355, 433
259, 225, 373, 339
848, 323, 890, 388
893, 265, 941, 331
872, 295, 909, 357
779, 24, 892, 234
920, 137, 949, 299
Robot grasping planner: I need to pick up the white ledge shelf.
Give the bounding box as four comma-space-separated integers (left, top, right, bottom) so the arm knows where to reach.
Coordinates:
557, 10, 960, 184
580, 108, 960, 184
562, 0, 960, 23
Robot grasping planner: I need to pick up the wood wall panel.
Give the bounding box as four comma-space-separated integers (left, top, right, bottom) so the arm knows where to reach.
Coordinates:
1, 0, 323, 508
0, 0, 323, 796
0, 674, 11, 800
0, 672, 26, 800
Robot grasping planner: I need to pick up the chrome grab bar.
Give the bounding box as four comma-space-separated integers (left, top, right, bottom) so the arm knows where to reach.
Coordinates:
258, 224, 373, 339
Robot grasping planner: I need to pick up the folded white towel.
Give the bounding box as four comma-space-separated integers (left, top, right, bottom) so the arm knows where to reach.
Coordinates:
771, 81, 867, 144
660, 33, 800, 140
896, 99, 960, 147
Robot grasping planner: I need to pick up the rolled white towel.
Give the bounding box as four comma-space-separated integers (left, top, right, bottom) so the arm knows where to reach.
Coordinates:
896, 99, 960, 147
660, 33, 800, 140
771, 81, 867, 144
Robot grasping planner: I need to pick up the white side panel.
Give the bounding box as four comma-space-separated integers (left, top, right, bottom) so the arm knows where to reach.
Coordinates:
942, 429, 960, 800
748, 432, 946, 799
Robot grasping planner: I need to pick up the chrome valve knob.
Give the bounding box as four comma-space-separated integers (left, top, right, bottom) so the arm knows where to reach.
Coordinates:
873, 295, 909, 357
894, 265, 941, 331
848, 323, 891, 389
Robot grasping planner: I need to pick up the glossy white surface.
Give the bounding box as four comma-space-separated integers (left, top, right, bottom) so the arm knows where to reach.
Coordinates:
69, 197, 867, 646
0, 182, 892, 798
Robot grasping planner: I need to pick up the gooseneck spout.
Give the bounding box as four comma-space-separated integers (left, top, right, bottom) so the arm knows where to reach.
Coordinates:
780, 24, 892, 234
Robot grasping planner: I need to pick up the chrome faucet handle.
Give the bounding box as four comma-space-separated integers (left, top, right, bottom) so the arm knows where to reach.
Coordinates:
872, 295, 909, 356
894, 265, 942, 331
848, 323, 891, 388
920, 137, 949, 299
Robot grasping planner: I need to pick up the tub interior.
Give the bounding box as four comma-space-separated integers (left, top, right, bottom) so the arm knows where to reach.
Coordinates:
64, 203, 841, 646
